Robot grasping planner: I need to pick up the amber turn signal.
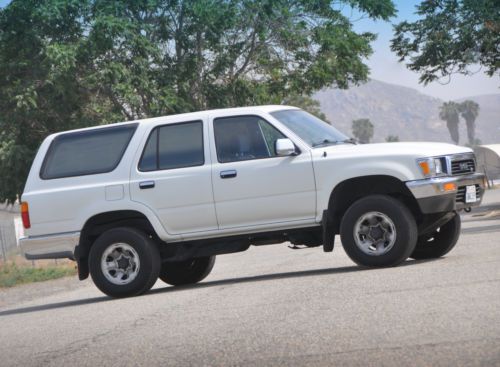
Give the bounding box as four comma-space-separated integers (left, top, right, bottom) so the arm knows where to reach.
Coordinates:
418, 161, 431, 176
443, 183, 457, 192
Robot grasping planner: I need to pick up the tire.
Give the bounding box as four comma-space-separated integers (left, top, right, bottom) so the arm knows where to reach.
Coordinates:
89, 227, 161, 298
411, 213, 461, 260
159, 256, 215, 286
340, 195, 418, 267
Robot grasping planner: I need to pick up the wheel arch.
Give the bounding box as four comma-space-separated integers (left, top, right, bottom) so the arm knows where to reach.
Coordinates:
75, 210, 161, 280
327, 175, 421, 234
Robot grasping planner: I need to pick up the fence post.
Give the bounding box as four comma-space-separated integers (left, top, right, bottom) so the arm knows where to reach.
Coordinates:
0, 228, 7, 263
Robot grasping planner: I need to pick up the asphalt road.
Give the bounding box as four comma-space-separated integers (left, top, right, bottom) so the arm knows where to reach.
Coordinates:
1, 197, 500, 366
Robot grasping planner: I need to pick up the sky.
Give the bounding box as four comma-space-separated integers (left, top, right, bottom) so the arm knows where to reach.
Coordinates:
0, 0, 498, 100
345, 0, 499, 100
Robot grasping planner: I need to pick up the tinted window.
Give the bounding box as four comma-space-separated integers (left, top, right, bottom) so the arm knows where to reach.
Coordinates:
138, 121, 204, 171
214, 116, 286, 163
139, 128, 157, 171
41, 124, 137, 179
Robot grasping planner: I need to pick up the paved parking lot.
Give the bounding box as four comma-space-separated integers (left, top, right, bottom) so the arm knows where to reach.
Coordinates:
0, 191, 499, 366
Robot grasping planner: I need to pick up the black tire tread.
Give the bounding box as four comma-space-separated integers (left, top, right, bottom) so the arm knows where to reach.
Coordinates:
160, 256, 215, 286
411, 213, 461, 260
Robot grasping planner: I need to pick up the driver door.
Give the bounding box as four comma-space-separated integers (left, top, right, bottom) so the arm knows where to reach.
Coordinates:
210, 113, 316, 229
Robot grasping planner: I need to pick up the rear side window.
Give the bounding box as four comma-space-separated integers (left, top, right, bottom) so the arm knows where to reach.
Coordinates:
138, 121, 204, 171
40, 124, 138, 179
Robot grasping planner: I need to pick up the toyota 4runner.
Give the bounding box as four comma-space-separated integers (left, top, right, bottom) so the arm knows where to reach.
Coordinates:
20, 106, 485, 297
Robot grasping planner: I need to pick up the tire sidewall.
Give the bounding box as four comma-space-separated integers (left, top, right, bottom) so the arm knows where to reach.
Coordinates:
340, 195, 417, 267
89, 227, 160, 298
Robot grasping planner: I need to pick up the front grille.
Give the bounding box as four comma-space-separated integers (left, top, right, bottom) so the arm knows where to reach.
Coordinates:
451, 159, 475, 175
456, 184, 480, 203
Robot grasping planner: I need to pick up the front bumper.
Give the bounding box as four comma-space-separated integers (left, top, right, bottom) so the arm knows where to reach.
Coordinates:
19, 231, 80, 260
406, 173, 485, 214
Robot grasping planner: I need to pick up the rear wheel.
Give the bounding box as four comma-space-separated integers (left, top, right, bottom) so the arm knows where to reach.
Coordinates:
340, 195, 418, 267
411, 213, 461, 260
89, 227, 160, 298
160, 256, 215, 286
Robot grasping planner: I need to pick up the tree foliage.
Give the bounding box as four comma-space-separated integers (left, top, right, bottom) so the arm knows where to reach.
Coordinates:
0, 0, 396, 202
391, 0, 500, 84
352, 118, 374, 143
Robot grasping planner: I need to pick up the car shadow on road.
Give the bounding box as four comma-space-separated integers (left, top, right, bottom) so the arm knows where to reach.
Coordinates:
0, 295, 111, 317
148, 258, 440, 296
0, 258, 439, 317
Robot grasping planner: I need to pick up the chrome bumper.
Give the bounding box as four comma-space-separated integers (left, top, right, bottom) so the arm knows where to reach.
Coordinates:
19, 231, 80, 260
406, 173, 485, 213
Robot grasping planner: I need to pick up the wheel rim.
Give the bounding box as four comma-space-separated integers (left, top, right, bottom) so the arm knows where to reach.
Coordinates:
101, 243, 140, 285
353, 211, 397, 256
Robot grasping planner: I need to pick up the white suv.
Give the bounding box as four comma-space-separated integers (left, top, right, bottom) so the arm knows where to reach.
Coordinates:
20, 106, 485, 297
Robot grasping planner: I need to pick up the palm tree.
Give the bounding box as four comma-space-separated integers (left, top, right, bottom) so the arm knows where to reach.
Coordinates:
352, 118, 374, 144
459, 100, 480, 146
439, 101, 461, 144
385, 135, 399, 142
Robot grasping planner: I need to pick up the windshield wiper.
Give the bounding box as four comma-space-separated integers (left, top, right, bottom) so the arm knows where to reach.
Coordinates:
312, 139, 338, 148
341, 138, 357, 145
312, 138, 356, 147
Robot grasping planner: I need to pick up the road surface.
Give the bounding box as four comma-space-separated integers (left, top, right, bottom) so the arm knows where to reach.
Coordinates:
1, 192, 499, 366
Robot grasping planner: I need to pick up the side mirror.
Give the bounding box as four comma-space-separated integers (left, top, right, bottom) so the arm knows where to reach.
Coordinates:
275, 138, 297, 156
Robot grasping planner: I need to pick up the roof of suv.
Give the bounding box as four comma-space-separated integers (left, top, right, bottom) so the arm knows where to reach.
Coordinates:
50, 105, 298, 137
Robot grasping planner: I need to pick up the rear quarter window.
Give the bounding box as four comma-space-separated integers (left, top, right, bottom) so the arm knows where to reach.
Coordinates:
40, 124, 138, 179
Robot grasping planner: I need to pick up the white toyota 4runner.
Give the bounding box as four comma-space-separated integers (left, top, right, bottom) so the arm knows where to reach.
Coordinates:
20, 106, 485, 297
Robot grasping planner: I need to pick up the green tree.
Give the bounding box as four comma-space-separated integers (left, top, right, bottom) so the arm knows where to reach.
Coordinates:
439, 101, 461, 144
385, 135, 399, 142
0, 0, 396, 203
352, 118, 374, 144
459, 100, 480, 146
391, 0, 500, 84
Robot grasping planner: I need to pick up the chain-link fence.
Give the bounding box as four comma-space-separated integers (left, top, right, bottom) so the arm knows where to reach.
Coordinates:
0, 204, 21, 262
0, 219, 19, 262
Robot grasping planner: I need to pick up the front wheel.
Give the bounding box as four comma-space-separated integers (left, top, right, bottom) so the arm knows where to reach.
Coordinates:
410, 213, 461, 260
160, 256, 215, 286
89, 227, 161, 298
340, 195, 418, 267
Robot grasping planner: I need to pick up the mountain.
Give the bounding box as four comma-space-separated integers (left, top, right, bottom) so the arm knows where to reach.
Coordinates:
313, 80, 500, 144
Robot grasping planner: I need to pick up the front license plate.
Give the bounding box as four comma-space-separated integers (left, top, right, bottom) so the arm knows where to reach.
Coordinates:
465, 185, 477, 203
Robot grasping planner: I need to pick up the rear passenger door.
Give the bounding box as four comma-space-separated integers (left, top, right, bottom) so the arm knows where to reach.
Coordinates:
130, 119, 218, 235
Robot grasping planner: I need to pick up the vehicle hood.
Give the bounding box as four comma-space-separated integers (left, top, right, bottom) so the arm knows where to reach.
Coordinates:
310, 142, 474, 182
318, 142, 472, 158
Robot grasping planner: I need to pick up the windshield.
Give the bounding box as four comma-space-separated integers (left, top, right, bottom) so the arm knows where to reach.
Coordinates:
270, 109, 349, 147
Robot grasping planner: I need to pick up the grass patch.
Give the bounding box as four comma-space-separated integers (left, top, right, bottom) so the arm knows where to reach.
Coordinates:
0, 262, 76, 288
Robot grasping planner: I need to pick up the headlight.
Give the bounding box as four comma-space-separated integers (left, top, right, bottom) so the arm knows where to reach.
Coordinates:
417, 157, 447, 177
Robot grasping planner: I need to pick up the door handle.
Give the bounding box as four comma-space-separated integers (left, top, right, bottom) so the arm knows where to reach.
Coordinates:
139, 180, 155, 189
220, 170, 237, 179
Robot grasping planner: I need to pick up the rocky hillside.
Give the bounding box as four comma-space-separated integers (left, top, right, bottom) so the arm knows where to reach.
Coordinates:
314, 80, 500, 144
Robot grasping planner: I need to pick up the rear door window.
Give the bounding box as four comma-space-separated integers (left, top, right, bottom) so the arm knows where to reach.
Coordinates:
40, 124, 138, 179
138, 121, 204, 171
